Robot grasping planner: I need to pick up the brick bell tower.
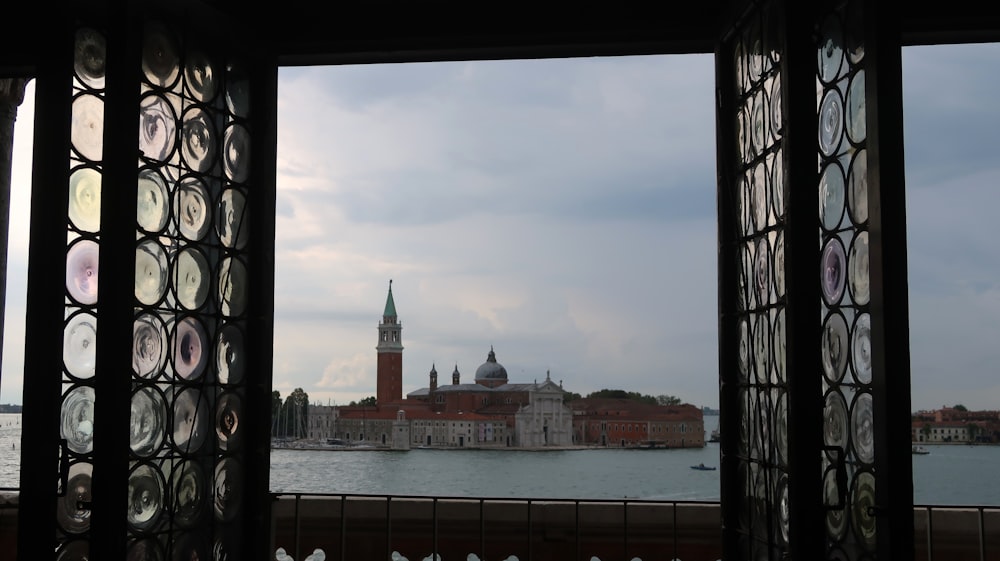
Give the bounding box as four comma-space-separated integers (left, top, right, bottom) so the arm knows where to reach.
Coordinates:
376, 280, 403, 405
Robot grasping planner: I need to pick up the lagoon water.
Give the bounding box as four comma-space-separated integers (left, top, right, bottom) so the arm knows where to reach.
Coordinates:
3, 413, 999, 505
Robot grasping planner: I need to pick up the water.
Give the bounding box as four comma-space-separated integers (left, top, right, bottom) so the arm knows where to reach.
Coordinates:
0, 413, 20, 487
3, 413, 999, 505
270, 445, 723, 500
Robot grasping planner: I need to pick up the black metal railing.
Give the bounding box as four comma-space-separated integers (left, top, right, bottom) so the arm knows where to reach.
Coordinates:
270, 494, 1000, 561
270, 492, 721, 561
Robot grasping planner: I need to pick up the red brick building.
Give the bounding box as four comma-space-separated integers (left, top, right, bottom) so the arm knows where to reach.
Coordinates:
570, 398, 705, 448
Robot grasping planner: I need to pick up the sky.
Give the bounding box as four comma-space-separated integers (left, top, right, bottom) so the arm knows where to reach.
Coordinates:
2, 43, 1000, 412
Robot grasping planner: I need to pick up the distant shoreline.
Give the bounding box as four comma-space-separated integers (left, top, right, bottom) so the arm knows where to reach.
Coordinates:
272, 441, 706, 452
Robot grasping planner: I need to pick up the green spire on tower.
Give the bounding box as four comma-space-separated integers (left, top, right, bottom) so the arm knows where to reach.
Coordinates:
383, 279, 397, 318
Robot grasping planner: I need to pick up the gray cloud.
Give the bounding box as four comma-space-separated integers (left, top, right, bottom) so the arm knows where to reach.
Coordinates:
4, 47, 1000, 417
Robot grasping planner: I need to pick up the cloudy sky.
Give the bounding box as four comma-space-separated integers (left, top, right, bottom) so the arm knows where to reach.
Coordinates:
2, 43, 1000, 412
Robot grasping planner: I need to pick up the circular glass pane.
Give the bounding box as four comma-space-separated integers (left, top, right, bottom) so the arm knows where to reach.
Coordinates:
173, 388, 208, 453
175, 176, 211, 240
851, 392, 875, 464
769, 75, 783, 140
773, 231, 785, 298
127, 463, 164, 531
773, 308, 786, 383
821, 237, 848, 305
68, 167, 101, 232
824, 390, 848, 449
775, 390, 788, 466
851, 470, 877, 549
214, 458, 243, 522
753, 313, 770, 385
852, 313, 873, 384
181, 107, 217, 173
223, 123, 251, 183
819, 162, 846, 231
130, 386, 166, 457
126, 539, 163, 561
751, 89, 767, 154
66, 239, 99, 305
218, 257, 248, 317
738, 107, 751, 164
135, 239, 169, 306
818, 88, 844, 157
776, 473, 790, 544
849, 231, 870, 305
740, 173, 752, 237
216, 392, 242, 451
56, 462, 92, 534
754, 236, 770, 306
752, 162, 768, 231
818, 15, 845, 83
141, 23, 179, 87
848, 148, 869, 225
846, 69, 867, 145
74, 28, 106, 89
771, 149, 784, 221
216, 188, 248, 249
822, 311, 849, 383
185, 51, 217, 102
133, 313, 167, 379
738, 317, 749, 381
137, 168, 170, 233
734, 41, 747, 94
64, 312, 97, 379
169, 460, 206, 528
61, 385, 96, 454
174, 247, 210, 310
138, 94, 177, 162
824, 466, 847, 540
738, 389, 749, 456
216, 324, 246, 385
225, 63, 250, 118
173, 532, 209, 561
173, 316, 208, 380
71, 94, 104, 162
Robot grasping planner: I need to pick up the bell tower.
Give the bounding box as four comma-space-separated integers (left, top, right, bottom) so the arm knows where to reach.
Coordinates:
376, 280, 403, 405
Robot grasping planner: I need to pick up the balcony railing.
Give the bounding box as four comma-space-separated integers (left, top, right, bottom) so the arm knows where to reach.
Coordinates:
270, 494, 1000, 561
270, 493, 721, 561
1, 491, 998, 560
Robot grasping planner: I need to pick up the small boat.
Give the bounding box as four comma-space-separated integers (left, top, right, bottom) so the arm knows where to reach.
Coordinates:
911, 445, 930, 455
691, 463, 717, 471
709, 428, 720, 443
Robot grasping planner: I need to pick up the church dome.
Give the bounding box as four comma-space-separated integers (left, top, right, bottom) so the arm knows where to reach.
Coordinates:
475, 346, 508, 382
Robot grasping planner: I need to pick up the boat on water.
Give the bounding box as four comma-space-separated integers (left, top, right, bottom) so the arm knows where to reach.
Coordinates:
709, 428, 720, 443
691, 463, 717, 471
912, 445, 930, 455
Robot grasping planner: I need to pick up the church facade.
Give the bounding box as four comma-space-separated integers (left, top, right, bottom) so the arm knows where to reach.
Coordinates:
320, 282, 700, 450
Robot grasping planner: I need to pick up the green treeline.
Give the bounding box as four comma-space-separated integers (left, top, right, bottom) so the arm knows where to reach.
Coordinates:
563, 389, 683, 406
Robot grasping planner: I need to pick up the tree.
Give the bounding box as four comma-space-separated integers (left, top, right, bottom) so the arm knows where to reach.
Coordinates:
562, 391, 582, 403
584, 389, 664, 406
276, 388, 310, 439
349, 396, 376, 407
656, 395, 682, 406
271, 391, 283, 437
954, 404, 968, 412
967, 423, 979, 442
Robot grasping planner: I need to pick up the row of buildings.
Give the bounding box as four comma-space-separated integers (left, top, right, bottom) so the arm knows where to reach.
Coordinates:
911, 406, 1000, 443
303, 282, 704, 450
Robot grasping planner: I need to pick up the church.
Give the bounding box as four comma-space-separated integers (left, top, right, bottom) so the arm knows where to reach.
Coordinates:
313, 281, 576, 449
